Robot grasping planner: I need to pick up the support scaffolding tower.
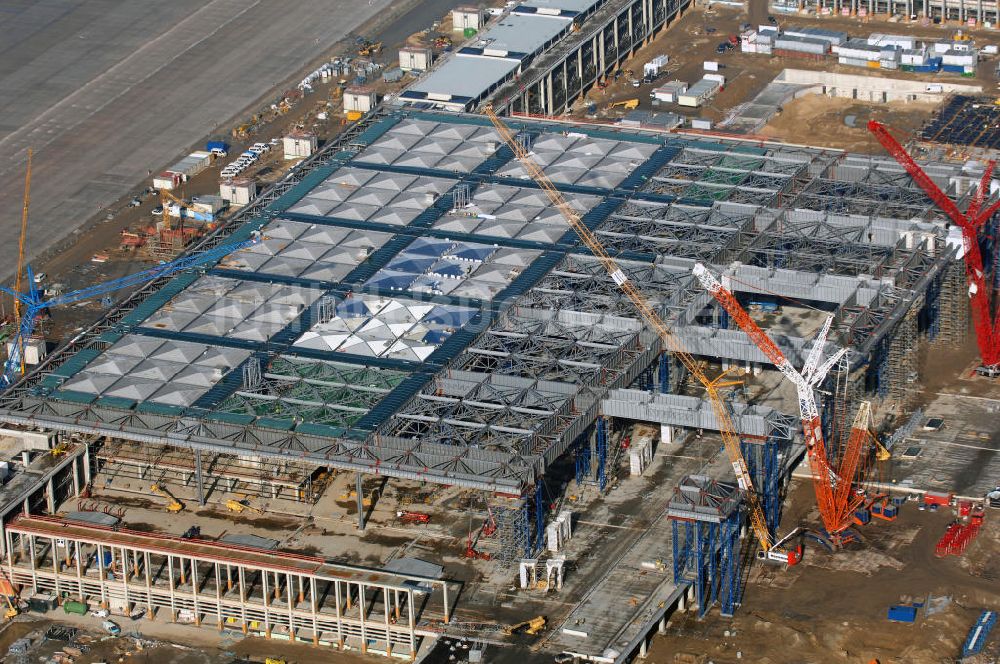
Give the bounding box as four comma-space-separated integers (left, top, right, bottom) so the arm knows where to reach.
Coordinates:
668, 475, 742, 618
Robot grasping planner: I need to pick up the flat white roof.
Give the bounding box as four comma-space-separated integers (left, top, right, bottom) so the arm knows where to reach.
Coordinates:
473, 13, 569, 56
404, 56, 520, 104
516, 0, 604, 16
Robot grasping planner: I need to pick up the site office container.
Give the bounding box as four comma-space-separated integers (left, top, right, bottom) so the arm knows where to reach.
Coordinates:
774, 48, 825, 60
773, 35, 830, 55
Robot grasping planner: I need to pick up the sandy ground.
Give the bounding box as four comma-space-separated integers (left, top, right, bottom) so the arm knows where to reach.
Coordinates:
645, 482, 1000, 664
758, 96, 941, 152
573, 0, 998, 138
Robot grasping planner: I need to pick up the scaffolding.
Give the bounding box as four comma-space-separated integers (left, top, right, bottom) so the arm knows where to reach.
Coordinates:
5, 515, 452, 658
668, 475, 742, 618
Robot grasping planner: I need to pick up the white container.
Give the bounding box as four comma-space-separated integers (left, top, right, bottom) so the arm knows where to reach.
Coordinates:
399, 47, 433, 72
691, 118, 713, 130
344, 87, 377, 112
704, 60, 719, 71
704, 73, 726, 84
984, 44, 998, 55
283, 132, 317, 160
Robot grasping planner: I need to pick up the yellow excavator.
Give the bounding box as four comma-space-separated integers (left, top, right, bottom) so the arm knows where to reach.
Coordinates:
609, 98, 639, 110
505, 616, 546, 636
150, 484, 184, 513
0, 568, 18, 620
226, 497, 264, 514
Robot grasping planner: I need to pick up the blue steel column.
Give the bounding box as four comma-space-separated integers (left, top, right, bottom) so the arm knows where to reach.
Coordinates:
659, 351, 670, 393
718, 513, 741, 617
763, 436, 780, 531
596, 416, 608, 492
534, 481, 545, 555
575, 434, 592, 487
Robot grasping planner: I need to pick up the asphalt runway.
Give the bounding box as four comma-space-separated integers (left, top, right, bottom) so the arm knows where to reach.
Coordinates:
0, 0, 395, 281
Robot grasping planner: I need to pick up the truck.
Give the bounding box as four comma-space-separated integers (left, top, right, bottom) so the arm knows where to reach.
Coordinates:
206, 140, 230, 157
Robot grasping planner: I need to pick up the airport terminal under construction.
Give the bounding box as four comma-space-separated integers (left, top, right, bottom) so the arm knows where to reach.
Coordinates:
0, 103, 996, 661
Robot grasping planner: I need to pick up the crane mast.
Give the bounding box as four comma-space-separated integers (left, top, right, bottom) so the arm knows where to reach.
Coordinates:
693, 263, 876, 537
483, 106, 790, 560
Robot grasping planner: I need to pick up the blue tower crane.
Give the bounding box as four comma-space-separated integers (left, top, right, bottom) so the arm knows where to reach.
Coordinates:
0, 233, 260, 387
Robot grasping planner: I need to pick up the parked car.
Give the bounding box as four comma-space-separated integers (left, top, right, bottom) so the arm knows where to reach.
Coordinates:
33, 272, 46, 284
151, 206, 164, 215
102, 620, 121, 636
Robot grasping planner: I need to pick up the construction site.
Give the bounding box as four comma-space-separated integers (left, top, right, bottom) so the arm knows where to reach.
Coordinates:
1, 0, 1000, 662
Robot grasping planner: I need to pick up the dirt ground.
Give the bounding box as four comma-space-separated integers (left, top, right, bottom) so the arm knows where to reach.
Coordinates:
646, 481, 1000, 664
758, 96, 941, 152
572, 0, 998, 138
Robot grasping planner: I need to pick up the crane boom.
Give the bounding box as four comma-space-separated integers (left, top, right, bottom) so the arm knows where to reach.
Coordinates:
13, 150, 32, 375
1, 233, 261, 386
483, 106, 779, 556
692, 263, 863, 536
867, 120, 1000, 369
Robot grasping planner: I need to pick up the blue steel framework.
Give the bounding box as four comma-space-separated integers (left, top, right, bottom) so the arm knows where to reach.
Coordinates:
670, 514, 741, 618
0, 108, 958, 501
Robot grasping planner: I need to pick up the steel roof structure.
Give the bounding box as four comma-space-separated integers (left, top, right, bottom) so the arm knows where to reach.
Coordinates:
0, 109, 963, 494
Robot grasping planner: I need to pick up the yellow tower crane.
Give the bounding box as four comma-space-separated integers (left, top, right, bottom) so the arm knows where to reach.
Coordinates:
12, 150, 32, 375
484, 106, 799, 564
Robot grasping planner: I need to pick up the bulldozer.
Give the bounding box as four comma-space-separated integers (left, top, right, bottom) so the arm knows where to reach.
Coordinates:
505, 616, 546, 636
150, 484, 184, 513
609, 98, 640, 110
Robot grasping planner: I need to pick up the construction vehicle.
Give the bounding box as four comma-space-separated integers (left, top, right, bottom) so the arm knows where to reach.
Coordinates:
150, 484, 184, 513
397, 510, 430, 524
0, 567, 18, 621
609, 98, 640, 110
0, 234, 260, 386
484, 106, 796, 565
868, 121, 1000, 374
358, 39, 383, 56
505, 616, 546, 636
694, 263, 884, 546
226, 497, 264, 514
50, 443, 71, 458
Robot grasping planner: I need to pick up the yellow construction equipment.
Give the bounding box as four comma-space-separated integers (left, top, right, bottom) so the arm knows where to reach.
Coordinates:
609, 98, 640, 110
150, 484, 184, 513
484, 106, 794, 564
505, 616, 546, 636
50, 443, 71, 458
0, 567, 18, 621
226, 497, 264, 514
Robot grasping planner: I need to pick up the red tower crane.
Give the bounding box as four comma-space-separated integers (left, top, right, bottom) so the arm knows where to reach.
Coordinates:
867, 121, 1000, 373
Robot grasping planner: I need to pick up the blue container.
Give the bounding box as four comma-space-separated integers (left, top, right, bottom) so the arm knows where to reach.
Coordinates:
103, 551, 113, 567
942, 64, 965, 73
888, 605, 918, 623
854, 508, 871, 525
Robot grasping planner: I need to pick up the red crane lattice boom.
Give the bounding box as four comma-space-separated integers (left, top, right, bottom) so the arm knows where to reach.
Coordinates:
867, 120, 1000, 370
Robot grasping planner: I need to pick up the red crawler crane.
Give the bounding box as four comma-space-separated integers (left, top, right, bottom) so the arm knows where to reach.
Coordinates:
867, 121, 1000, 373
694, 264, 875, 541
